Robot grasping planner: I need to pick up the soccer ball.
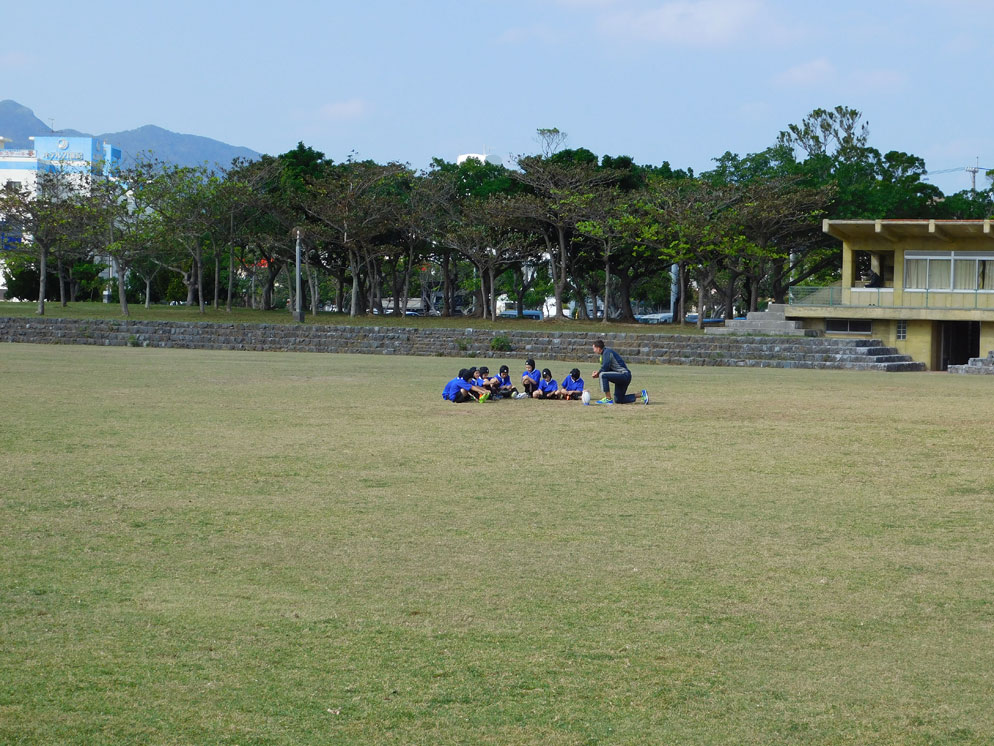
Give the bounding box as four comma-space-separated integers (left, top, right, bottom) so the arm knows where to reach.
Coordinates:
581, 390, 591, 405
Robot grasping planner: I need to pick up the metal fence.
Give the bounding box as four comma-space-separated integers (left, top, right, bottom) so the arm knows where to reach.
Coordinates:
789, 286, 994, 310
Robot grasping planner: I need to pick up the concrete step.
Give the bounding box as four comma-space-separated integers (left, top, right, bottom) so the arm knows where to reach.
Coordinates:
950, 351, 994, 374
707, 306, 819, 337
706, 326, 818, 337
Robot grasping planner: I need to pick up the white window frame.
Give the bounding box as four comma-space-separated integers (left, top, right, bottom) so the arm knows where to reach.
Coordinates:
903, 251, 994, 293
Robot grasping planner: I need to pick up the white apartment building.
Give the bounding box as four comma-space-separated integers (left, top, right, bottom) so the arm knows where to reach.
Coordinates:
0, 134, 121, 299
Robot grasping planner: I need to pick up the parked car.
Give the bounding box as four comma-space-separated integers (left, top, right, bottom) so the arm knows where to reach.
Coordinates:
634, 312, 673, 324
500, 309, 543, 320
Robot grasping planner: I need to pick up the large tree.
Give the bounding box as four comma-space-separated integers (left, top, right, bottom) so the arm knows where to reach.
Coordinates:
510, 147, 620, 318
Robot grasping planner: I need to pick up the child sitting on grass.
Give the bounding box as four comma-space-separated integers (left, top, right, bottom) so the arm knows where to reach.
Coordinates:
442, 368, 491, 403
556, 368, 585, 400
520, 358, 541, 398
492, 364, 518, 399
533, 368, 558, 399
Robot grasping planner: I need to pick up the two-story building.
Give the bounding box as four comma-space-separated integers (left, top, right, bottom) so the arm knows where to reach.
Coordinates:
787, 219, 994, 370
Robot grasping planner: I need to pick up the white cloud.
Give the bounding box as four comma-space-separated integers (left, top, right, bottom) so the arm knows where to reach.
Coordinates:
774, 59, 907, 94
600, 0, 767, 46
317, 99, 369, 122
775, 58, 836, 87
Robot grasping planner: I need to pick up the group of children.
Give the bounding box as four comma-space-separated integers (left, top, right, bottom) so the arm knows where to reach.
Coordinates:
442, 358, 586, 403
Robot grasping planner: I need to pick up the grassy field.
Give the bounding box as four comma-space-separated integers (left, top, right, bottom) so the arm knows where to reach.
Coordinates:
0, 300, 689, 334
2, 344, 994, 745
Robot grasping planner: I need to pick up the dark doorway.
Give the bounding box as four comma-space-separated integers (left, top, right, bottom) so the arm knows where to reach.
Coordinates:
937, 321, 980, 370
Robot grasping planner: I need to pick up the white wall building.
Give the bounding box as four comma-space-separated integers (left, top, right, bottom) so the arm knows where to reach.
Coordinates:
0, 134, 122, 300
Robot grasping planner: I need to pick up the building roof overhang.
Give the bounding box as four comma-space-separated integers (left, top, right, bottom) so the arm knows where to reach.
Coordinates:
824, 219, 994, 244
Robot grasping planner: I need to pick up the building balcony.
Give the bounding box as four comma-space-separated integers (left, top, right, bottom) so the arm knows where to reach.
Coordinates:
790, 285, 994, 310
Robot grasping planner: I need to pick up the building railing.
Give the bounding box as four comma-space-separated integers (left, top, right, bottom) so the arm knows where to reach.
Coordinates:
789, 286, 844, 306
0, 150, 35, 158
789, 285, 994, 310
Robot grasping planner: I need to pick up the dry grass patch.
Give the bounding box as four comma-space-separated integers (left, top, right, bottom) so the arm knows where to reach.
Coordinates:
2, 344, 994, 744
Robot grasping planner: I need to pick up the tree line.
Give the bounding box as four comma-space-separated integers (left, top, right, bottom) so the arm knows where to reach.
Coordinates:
2, 106, 991, 323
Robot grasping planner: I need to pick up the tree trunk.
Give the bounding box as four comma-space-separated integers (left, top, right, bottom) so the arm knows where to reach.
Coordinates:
474, 262, 486, 318
489, 266, 498, 321
37, 245, 47, 315
400, 246, 414, 317
514, 267, 525, 317
145, 277, 152, 309
57, 256, 66, 307
309, 263, 319, 316
555, 226, 569, 318
723, 271, 739, 319
284, 264, 295, 316
603, 244, 611, 324
334, 268, 345, 312
617, 271, 636, 322
349, 249, 360, 317
185, 266, 197, 306
226, 245, 234, 312
117, 261, 129, 317
196, 247, 205, 314
213, 251, 220, 310
442, 250, 452, 316
262, 268, 276, 310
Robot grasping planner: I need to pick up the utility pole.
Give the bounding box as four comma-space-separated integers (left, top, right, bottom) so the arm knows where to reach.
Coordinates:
966, 158, 980, 192
294, 229, 304, 322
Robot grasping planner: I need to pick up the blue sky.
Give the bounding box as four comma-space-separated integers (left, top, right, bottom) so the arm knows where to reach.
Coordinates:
4, 0, 993, 195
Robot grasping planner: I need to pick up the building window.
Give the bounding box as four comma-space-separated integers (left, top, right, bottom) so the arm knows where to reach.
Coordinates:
980, 260, 994, 290
904, 252, 994, 291
896, 320, 907, 340
826, 319, 872, 334
928, 259, 951, 288
905, 259, 927, 289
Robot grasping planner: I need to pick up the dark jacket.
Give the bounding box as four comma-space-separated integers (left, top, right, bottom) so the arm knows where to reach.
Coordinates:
598, 347, 629, 375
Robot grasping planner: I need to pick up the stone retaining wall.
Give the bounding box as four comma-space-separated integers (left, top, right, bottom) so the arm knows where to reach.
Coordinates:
0, 316, 925, 371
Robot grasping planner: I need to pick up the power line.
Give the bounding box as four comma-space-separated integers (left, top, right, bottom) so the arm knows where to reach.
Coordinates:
923, 162, 994, 191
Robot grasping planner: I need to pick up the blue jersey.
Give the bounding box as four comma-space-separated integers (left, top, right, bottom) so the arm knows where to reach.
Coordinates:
538, 378, 558, 394
523, 369, 541, 384
475, 377, 487, 387
563, 376, 584, 392
496, 373, 512, 387
442, 377, 472, 401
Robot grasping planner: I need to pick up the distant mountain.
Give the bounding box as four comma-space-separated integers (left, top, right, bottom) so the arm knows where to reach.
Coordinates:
0, 99, 260, 169
97, 124, 260, 169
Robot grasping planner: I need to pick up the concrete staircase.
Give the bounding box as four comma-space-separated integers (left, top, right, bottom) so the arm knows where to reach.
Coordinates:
948, 351, 994, 374
0, 316, 927, 372
706, 304, 817, 337
606, 336, 925, 372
